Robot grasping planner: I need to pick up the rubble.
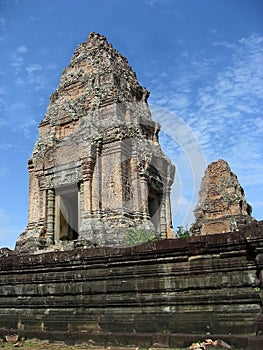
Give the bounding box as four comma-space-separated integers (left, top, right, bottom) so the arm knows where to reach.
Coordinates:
189, 338, 232, 350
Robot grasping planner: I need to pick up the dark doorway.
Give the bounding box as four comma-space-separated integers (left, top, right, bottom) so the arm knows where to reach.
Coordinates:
148, 191, 162, 232
55, 186, 79, 241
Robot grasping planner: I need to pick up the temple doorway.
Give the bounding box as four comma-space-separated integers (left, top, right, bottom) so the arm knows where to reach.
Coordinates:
55, 185, 79, 241
148, 191, 162, 233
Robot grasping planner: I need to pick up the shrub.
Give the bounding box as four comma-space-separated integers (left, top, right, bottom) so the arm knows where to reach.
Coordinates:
176, 225, 190, 238
126, 228, 156, 244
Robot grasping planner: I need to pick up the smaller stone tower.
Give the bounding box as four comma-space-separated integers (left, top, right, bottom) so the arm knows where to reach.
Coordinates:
16, 33, 175, 252
191, 159, 255, 235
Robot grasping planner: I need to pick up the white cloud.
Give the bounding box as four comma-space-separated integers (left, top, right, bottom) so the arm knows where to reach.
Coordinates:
0, 118, 6, 127
10, 54, 24, 68
254, 117, 263, 132
0, 87, 5, 95
14, 77, 26, 86
10, 102, 26, 110
209, 29, 217, 35
26, 63, 42, 76
16, 45, 27, 54
144, 0, 158, 5
148, 33, 263, 224
10, 45, 28, 68
47, 63, 57, 70
19, 117, 37, 139
189, 34, 263, 160
0, 143, 19, 150
0, 17, 7, 42
151, 104, 207, 227
25, 63, 50, 89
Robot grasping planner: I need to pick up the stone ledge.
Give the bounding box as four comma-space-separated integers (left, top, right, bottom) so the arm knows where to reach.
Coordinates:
1, 222, 263, 271
0, 223, 262, 341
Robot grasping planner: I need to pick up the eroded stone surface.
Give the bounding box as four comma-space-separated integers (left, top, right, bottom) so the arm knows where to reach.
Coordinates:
15, 32, 175, 253
1, 226, 263, 348
191, 159, 255, 235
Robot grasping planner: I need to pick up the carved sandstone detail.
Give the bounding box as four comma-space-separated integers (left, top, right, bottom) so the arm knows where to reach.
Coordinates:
16, 32, 175, 252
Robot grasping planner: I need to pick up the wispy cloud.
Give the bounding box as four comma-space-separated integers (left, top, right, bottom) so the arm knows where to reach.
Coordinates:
144, 0, 159, 5
18, 117, 37, 139
16, 45, 27, 54
192, 34, 263, 180
0, 87, 5, 95
8, 47, 54, 90
26, 63, 42, 76
1, 48, 57, 140
150, 105, 207, 227
10, 102, 26, 110
0, 16, 7, 42
144, 0, 176, 6
0, 118, 7, 127
10, 54, 24, 68
10, 45, 28, 68
149, 33, 263, 224
0, 143, 19, 150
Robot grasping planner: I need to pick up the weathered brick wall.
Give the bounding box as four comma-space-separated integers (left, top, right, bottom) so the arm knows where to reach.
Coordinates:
0, 223, 263, 348
17, 33, 175, 252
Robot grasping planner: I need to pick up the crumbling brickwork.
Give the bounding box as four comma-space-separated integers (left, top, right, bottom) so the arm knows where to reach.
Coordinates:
191, 159, 255, 235
16, 33, 175, 253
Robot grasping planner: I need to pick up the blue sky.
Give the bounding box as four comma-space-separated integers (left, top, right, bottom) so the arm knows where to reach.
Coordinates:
0, 0, 262, 248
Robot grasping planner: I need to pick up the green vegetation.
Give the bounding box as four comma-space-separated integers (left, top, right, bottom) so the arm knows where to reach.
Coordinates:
176, 225, 190, 238
126, 228, 156, 244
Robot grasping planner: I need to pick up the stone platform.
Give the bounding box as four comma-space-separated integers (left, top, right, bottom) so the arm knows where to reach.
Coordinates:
0, 222, 263, 349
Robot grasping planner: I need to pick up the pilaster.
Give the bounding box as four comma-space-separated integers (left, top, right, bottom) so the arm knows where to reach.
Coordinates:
46, 189, 55, 245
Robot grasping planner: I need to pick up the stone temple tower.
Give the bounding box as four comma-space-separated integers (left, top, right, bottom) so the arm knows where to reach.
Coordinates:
191, 159, 255, 235
16, 33, 175, 252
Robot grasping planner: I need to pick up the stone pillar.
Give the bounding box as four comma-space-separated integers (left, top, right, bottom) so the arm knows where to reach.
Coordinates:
46, 189, 55, 245
139, 174, 149, 220
83, 181, 92, 213
27, 162, 39, 226
164, 167, 174, 238
95, 143, 102, 216
159, 197, 167, 239
82, 157, 95, 215
54, 195, 60, 241
130, 156, 140, 216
